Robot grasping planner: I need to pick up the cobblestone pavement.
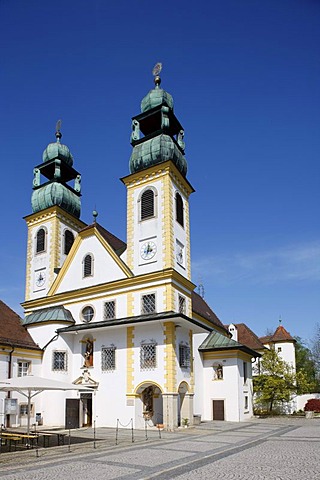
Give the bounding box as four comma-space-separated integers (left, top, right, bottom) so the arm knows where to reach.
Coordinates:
0, 417, 319, 479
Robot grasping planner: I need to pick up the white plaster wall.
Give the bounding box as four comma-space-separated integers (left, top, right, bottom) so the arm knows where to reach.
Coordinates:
29, 220, 52, 300
172, 183, 189, 279
131, 286, 166, 316
66, 292, 128, 325
175, 327, 193, 390
132, 179, 164, 275
56, 235, 127, 294
275, 342, 296, 370
192, 333, 207, 416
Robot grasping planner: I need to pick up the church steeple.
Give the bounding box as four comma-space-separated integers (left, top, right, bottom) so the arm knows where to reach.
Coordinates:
123, 66, 193, 281
129, 64, 188, 177
31, 121, 81, 218
24, 122, 86, 301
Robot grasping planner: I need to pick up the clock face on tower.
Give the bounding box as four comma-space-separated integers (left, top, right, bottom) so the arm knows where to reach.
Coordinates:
35, 271, 46, 288
140, 241, 157, 260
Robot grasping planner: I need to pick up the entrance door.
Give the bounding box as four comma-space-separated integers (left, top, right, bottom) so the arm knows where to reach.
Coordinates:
65, 398, 80, 429
212, 400, 225, 420
80, 393, 92, 427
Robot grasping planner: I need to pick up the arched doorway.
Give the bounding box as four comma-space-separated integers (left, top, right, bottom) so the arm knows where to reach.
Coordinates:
134, 382, 163, 428
178, 381, 190, 427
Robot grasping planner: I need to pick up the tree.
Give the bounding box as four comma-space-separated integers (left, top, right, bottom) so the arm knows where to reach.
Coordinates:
295, 336, 319, 393
311, 324, 320, 382
253, 348, 313, 413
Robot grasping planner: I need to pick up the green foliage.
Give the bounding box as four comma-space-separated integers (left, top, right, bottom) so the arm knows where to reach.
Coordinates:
295, 336, 319, 393
311, 324, 320, 381
253, 348, 314, 413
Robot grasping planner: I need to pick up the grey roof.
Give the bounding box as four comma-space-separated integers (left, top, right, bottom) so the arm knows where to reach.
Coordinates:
23, 306, 75, 326
199, 330, 261, 358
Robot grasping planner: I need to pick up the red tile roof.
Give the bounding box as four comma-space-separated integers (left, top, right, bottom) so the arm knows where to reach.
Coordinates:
260, 325, 295, 344
226, 323, 266, 351
0, 300, 41, 350
192, 292, 227, 332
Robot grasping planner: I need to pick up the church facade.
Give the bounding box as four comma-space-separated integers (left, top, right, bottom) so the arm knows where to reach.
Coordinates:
18, 71, 259, 429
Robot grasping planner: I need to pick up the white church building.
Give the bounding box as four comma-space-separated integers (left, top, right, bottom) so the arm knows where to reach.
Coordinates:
3, 70, 261, 430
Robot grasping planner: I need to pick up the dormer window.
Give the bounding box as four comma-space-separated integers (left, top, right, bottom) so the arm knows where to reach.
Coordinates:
83, 254, 93, 277
175, 192, 184, 227
64, 230, 74, 255
36, 228, 46, 253
141, 189, 154, 220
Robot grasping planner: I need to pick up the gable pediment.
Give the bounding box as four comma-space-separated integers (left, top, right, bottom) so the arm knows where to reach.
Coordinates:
49, 225, 132, 295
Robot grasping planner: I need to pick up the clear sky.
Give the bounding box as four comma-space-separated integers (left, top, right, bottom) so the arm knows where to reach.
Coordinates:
0, 0, 319, 343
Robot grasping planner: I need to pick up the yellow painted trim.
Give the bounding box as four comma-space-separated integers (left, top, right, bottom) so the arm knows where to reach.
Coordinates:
164, 321, 176, 393
126, 394, 139, 399
25, 227, 33, 301
162, 173, 175, 270
127, 292, 134, 317
24, 206, 86, 230
0, 349, 42, 358
23, 268, 195, 310
121, 161, 194, 196
184, 199, 191, 279
202, 351, 253, 361
126, 326, 135, 394
134, 380, 164, 394
126, 189, 135, 271
47, 225, 133, 296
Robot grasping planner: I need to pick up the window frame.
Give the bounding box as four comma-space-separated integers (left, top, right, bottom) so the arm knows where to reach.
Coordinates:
35, 227, 46, 254
175, 191, 184, 228
178, 294, 186, 315
140, 342, 157, 370
101, 346, 116, 372
179, 343, 191, 368
243, 361, 248, 384
104, 300, 116, 320
83, 253, 94, 278
18, 361, 31, 377
138, 187, 158, 222
64, 229, 74, 255
81, 305, 95, 323
141, 293, 156, 315
52, 351, 68, 372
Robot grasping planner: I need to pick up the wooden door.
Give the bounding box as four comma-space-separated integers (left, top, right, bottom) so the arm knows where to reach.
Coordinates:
65, 398, 80, 429
212, 400, 225, 420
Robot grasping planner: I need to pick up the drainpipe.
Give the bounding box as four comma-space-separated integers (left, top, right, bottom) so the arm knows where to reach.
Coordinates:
6, 346, 15, 427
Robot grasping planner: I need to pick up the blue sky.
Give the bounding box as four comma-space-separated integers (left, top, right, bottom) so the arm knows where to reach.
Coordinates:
0, 0, 319, 342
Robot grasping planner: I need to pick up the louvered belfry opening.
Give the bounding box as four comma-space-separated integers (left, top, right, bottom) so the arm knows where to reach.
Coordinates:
141, 189, 154, 220
36, 228, 46, 253
64, 230, 74, 255
83, 254, 93, 277
175, 192, 184, 227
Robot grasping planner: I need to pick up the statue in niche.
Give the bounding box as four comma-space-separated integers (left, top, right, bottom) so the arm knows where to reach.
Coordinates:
142, 386, 154, 420
213, 364, 223, 380
83, 339, 93, 368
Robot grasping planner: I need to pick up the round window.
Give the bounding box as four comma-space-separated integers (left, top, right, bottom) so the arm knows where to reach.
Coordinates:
82, 306, 94, 323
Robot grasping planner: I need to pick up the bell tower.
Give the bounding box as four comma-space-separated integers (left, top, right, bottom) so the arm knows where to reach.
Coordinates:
122, 65, 194, 281
24, 122, 86, 301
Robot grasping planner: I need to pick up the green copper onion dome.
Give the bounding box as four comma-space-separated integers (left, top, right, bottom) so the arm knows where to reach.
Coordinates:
31, 182, 81, 218
31, 122, 82, 218
42, 130, 74, 166
130, 134, 187, 177
141, 76, 173, 113
129, 66, 187, 177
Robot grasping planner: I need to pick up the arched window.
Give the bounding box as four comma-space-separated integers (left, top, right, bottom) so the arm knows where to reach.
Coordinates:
36, 228, 46, 253
64, 230, 74, 255
141, 189, 155, 220
83, 254, 93, 277
175, 192, 184, 227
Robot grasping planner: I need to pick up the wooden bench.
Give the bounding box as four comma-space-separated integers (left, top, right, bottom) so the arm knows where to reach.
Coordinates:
0, 434, 23, 451
34, 431, 67, 447
1, 432, 39, 449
